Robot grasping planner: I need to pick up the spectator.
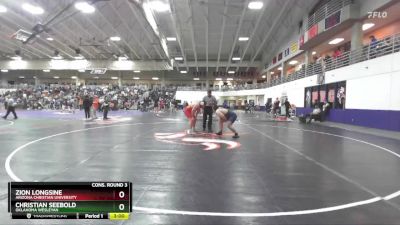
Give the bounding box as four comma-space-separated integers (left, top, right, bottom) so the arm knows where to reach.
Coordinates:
284, 98, 291, 118
91, 95, 99, 119
83, 95, 92, 119
265, 101, 272, 113
370, 35, 378, 49
369, 35, 378, 58
272, 97, 280, 116
102, 98, 110, 120
307, 105, 322, 124
324, 55, 332, 69
333, 47, 342, 58
0, 85, 177, 113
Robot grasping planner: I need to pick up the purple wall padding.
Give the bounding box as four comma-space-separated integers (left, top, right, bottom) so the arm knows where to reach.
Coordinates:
296, 108, 400, 131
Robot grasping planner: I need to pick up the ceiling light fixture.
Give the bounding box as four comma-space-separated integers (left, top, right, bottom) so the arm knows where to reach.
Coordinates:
277, 67, 282, 71
193, 78, 200, 81
78, 69, 85, 72
328, 38, 344, 45
227, 78, 233, 81
11, 56, 22, 60
74, 55, 84, 60
232, 57, 241, 61
0, 5, 7, 13
166, 37, 177, 41
312, 51, 316, 55
238, 37, 249, 41
46, 37, 54, 41
71, 76, 78, 79
1, 69, 8, 72
180, 70, 187, 74
270, 71, 275, 74
152, 77, 159, 80
134, 70, 141, 73
148, 1, 170, 12
215, 78, 222, 81
110, 36, 121, 41
93, 76, 99, 79
53, 76, 60, 79
74, 1, 95, 13
19, 76, 25, 79
262, 75, 266, 78
22, 3, 44, 15
362, 23, 375, 31
133, 77, 140, 80
118, 56, 128, 61
174, 56, 183, 60
289, 60, 298, 65
111, 77, 118, 80
228, 71, 235, 74
52, 56, 63, 60
248, 1, 263, 10
43, 69, 50, 72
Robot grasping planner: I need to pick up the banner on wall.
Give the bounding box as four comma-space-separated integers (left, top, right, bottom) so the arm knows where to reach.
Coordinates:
336, 84, 346, 109
299, 35, 304, 47
290, 42, 298, 53
278, 52, 283, 61
304, 81, 346, 109
319, 89, 326, 103
284, 48, 290, 57
307, 24, 318, 40
305, 88, 312, 108
272, 57, 277, 64
325, 11, 341, 30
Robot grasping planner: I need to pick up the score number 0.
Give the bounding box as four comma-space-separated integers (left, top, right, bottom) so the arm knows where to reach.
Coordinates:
119, 191, 125, 211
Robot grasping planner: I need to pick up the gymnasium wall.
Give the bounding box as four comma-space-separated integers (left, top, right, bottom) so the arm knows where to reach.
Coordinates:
176, 51, 400, 131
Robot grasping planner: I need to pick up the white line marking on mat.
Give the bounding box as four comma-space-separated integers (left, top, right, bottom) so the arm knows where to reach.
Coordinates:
0, 120, 14, 127
4, 121, 400, 217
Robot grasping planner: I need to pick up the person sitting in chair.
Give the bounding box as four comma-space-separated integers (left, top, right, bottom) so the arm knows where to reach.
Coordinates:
307, 105, 321, 123
306, 101, 330, 123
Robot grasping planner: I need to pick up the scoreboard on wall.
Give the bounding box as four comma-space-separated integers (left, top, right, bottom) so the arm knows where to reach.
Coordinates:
8, 182, 132, 220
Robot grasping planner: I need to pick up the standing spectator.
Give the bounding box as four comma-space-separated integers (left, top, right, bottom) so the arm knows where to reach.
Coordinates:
370, 35, 378, 48
272, 97, 280, 116
91, 95, 99, 119
333, 47, 342, 58
83, 95, 92, 119
369, 35, 378, 58
153, 97, 159, 113
284, 98, 291, 118
159, 98, 165, 112
244, 100, 249, 113
324, 55, 332, 70
265, 101, 272, 113
102, 98, 110, 120
78, 96, 83, 110
2, 97, 18, 120
171, 99, 177, 113
223, 100, 229, 109
202, 90, 217, 132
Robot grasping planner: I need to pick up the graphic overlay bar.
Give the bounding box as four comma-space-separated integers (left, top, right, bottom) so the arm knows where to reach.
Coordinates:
8, 182, 132, 220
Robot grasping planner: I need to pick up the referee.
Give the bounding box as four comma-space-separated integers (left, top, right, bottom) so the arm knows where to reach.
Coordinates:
2, 97, 18, 120
202, 90, 217, 132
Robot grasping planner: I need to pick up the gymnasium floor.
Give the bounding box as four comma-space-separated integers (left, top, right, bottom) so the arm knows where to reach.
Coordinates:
0, 110, 400, 225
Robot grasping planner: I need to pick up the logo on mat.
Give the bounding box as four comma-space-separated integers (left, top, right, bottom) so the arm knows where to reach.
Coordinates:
154, 132, 240, 151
